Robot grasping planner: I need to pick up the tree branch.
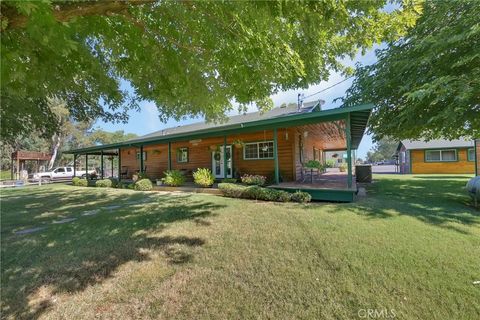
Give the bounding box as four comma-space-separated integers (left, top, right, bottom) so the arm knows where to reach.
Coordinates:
1, 0, 157, 31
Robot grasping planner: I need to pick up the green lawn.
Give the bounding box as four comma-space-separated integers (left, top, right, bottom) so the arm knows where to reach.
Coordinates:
1, 175, 479, 319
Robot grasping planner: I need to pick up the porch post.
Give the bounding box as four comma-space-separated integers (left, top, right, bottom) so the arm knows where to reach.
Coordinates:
10, 155, 13, 180
100, 150, 104, 179
85, 153, 89, 180
73, 154, 77, 177
111, 155, 114, 178
118, 148, 122, 181
273, 128, 280, 184
140, 145, 144, 174
167, 142, 172, 170
223, 135, 227, 178
346, 113, 352, 188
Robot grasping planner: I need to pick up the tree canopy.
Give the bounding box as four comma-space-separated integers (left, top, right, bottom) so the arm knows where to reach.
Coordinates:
342, 0, 479, 141
1, 0, 420, 142
366, 137, 398, 163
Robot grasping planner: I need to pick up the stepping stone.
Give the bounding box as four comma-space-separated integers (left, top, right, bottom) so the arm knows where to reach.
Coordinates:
103, 205, 121, 210
15, 227, 47, 235
52, 218, 77, 224
82, 209, 100, 216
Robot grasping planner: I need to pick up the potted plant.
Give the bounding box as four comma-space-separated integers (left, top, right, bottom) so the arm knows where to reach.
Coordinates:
232, 139, 245, 149
156, 178, 164, 186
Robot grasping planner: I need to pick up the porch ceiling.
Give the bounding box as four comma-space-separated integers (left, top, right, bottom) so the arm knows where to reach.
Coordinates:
298, 120, 346, 150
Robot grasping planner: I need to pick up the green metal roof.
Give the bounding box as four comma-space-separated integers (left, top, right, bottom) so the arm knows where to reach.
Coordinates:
67, 103, 373, 154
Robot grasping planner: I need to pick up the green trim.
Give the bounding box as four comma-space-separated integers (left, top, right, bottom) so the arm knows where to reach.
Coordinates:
100, 150, 104, 179
475, 140, 478, 176
118, 147, 122, 181
67, 103, 373, 154
167, 142, 172, 170
346, 114, 352, 188
408, 150, 412, 173
243, 140, 274, 160
176, 147, 189, 163
73, 154, 77, 177
223, 136, 227, 178
467, 148, 475, 162
424, 149, 458, 163
270, 187, 355, 202
273, 128, 279, 184
85, 154, 89, 180
139, 146, 144, 173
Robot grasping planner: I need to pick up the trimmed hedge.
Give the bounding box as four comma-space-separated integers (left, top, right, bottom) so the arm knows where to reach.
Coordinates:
241, 174, 267, 186
109, 177, 119, 188
72, 177, 88, 187
290, 190, 312, 203
218, 183, 311, 203
95, 179, 112, 188
221, 178, 237, 183
134, 178, 153, 191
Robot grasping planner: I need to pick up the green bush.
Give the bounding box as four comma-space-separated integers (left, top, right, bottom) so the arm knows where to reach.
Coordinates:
218, 183, 248, 198
109, 177, 119, 188
163, 170, 186, 187
76, 178, 88, 187
134, 178, 153, 191
339, 163, 347, 172
193, 168, 215, 187
222, 178, 238, 183
95, 179, 112, 188
290, 191, 312, 203
72, 177, 80, 186
219, 183, 292, 203
305, 160, 321, 169
241, 174, 267, 186
325, 159, 335, 168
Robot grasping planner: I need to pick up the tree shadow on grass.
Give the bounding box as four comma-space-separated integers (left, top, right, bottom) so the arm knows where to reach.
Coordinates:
307, 176, 479, 234
0, 186, 225, 319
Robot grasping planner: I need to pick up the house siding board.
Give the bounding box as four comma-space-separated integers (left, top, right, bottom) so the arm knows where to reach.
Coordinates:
119, 130, 296, 181
411, 148, 474, 174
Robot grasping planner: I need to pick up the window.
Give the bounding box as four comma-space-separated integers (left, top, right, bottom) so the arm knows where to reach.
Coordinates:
55, 168, 65, 173
66, 168, 72, 172
136, 151, 147, 161
177, 147, 188, 163
468, 148, 475, 162
425, 149, 457, 162
243, 141, 274, 160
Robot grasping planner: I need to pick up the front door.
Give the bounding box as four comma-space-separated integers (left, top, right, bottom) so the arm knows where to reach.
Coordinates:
212, 146, 232, 178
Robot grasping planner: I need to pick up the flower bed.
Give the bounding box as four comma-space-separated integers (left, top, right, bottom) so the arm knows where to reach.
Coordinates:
218, 183, 311, 203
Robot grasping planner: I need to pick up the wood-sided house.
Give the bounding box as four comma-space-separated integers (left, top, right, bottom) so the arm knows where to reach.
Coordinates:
396, 139, 477, 174
67, 103, 373, 202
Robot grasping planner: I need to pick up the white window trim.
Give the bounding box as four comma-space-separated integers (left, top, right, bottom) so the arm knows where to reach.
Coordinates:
243, 141, 274, 160
467, 148, 475, 162
177, 147, 189, 163
425, 149, 457, 162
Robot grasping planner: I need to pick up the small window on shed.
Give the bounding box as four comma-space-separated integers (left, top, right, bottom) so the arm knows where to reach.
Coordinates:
468, 148, 475, 161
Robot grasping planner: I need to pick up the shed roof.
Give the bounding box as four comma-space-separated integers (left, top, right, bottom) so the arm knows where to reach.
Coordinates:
399, 139, 474, 150
67, 103, 372, 154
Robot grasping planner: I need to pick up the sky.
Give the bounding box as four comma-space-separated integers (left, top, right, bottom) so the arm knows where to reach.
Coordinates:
96, 45, 382, 159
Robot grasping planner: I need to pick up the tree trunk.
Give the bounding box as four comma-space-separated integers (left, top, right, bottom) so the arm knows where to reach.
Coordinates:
48, 134, 61, 170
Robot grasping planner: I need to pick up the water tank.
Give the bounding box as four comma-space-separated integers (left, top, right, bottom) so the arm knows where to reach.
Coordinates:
356, 165, 372, 183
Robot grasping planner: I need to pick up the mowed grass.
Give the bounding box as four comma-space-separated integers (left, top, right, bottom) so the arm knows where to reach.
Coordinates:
1, 175, 479, 319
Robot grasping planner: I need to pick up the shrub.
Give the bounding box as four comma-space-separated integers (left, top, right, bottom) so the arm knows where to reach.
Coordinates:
241, 174, 267, 186
134, 178, 153, 191
76, 178, 88, 187
325, 159, 335, 168
222, 178, 238, 183
163, 170, 186, 187
109, 177, 119, 188
95, 179, 112, 188
219, 183, 292, 202
305, 160, 321, 169
193, 168, 215, 187
218, 183, 247, 198
339, 163, 347, 172
290, 191, 312, 203
72, 177, 80, 186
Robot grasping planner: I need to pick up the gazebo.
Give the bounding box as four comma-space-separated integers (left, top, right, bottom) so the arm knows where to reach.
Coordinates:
10, 150, 51, 180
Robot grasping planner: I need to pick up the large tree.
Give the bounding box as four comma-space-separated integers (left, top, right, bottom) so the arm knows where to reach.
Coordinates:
366, 137, 398, 163
1, 0, 420, 142
342, 0, 479, 141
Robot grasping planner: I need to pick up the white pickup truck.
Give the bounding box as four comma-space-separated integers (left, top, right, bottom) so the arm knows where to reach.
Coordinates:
34, 167, 96, 180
